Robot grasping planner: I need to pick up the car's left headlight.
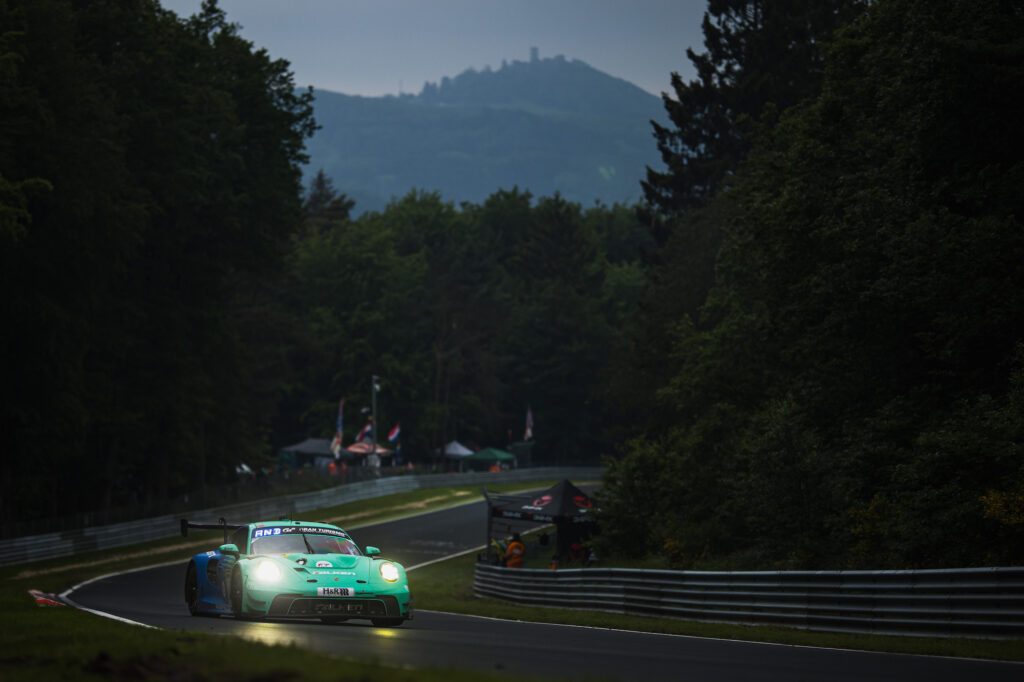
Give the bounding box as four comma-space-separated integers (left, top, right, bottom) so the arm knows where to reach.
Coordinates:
379, 562, 399, 582
254, 560, 282, 583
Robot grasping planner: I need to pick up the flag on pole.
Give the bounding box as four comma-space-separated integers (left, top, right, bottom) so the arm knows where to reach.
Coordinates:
331, 398, 345, 456
357, 418, 373, 443
388, 423, 401, 443
524, 406, 534, 440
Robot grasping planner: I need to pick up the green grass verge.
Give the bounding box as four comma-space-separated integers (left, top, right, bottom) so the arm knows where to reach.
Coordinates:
0, 597, 530, 682
3, 479, 1022, 682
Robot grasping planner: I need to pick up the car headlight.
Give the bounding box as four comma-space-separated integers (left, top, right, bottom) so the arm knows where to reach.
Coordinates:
379, 562, 399, 582
254, 560, 282, 583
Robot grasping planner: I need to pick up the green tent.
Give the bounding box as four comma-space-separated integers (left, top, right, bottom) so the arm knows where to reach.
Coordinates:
463, 447, 517, 464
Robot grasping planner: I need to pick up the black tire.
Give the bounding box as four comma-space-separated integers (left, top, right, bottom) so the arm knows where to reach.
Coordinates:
319, 617, 348, 624
371, 617, 403, 628
184, 562, 199, 616
230, 567, 253, 620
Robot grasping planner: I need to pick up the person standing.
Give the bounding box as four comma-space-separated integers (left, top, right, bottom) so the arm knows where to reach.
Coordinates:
504, 533, 525, 568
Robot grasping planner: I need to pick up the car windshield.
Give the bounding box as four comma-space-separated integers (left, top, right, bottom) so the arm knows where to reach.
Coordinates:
250, 532, 362, 556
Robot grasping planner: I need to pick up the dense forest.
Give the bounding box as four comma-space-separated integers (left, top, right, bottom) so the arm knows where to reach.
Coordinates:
599, 0, 1024, 569
0, 0, 648, 528
1, 0, 318, 523
3, 0, 1022, 570
280, 178, 650, 470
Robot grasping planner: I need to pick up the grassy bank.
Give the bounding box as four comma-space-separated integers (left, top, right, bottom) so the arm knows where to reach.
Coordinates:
0, 597, 525, 682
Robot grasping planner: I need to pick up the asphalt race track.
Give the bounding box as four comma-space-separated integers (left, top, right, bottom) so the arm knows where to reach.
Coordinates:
67, 499, 1023, 682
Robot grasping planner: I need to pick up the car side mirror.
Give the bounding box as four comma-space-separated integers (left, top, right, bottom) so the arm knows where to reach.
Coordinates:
365, 546, 381, 557
219, 543, 240, 557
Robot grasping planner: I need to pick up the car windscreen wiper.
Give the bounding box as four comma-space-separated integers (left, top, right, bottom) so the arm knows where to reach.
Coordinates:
302, 534, 315, 554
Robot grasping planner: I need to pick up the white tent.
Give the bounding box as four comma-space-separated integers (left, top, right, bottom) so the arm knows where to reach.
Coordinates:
443, 440, 474, 457
440, 440, 480, 472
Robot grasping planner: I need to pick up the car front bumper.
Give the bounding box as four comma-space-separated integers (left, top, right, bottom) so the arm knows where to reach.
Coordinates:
244, 581, 412, 619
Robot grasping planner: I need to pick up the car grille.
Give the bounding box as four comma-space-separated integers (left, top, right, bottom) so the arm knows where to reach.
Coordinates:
269, 594, 399, 618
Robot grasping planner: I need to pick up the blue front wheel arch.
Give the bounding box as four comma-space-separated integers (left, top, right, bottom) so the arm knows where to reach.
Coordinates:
230, 566, 255, 620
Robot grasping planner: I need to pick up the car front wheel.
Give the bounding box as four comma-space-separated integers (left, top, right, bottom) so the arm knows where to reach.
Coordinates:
230, 567, 254, 620
184, 562, 199, 616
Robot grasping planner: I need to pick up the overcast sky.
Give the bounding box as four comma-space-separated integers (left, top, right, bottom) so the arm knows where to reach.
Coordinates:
159, 0, 707, 97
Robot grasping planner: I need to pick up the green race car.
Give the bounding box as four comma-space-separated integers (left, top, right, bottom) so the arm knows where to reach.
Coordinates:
181, 518, 412, 626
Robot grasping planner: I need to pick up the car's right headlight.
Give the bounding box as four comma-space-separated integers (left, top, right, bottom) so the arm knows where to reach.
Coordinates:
379, 562, 400, 582
254, 560, 282, 583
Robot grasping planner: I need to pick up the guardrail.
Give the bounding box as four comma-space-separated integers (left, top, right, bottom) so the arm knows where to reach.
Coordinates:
0, 467, 603, 567
473, 564, 1024, 639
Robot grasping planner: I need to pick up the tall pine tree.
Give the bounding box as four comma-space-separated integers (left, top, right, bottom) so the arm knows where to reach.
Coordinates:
642, 0, 866, 229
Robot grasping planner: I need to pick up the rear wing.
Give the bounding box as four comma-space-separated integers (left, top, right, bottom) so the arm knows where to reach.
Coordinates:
180, 517, 245, 544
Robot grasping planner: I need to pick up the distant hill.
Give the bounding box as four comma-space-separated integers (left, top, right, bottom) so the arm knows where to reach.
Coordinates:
303, 54, 668, 214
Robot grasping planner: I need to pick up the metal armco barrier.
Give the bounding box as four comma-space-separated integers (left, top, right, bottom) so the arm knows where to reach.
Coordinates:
473, 564, 1024, 639
0, 467, 603, 567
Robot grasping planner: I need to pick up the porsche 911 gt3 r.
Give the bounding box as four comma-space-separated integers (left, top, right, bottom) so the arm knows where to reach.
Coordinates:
181, 518, 412, 626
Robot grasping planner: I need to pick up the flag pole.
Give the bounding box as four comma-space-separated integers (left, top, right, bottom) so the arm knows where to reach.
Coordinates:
371, 374, 379, 457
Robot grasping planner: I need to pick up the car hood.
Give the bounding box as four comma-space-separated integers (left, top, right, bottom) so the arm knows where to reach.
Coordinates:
280, 553, 369, 580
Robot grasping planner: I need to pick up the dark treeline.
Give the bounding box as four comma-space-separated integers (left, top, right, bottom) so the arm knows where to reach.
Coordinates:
283, 177, 649, 469
1, 0, 649, 526
3, 0, 1022, 572
1, 0, 316, 522
600, 0, 1024, 569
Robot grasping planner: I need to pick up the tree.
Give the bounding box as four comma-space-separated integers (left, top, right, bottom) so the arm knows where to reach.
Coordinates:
609, 1, 869, 444
303, 168, 355, 228
642, 0, 867, 225
0, 0, 316, 523
496, 194, 615, 464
